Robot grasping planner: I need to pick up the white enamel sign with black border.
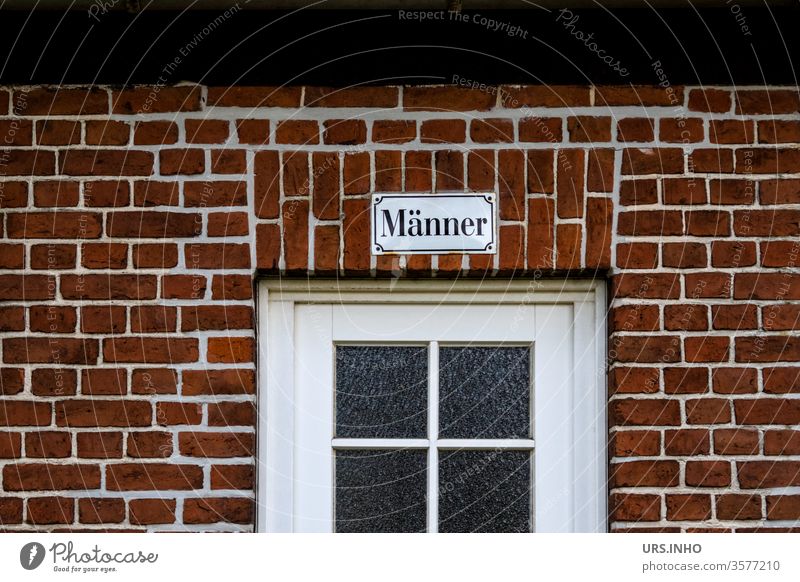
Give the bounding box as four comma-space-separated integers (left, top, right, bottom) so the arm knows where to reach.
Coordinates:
370, 193, 497, 255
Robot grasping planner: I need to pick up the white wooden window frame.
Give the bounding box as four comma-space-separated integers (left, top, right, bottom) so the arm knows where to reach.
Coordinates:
256, 279, 607, 533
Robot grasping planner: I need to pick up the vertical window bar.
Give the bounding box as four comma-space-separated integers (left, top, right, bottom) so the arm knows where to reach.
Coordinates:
427, 341, 439, 533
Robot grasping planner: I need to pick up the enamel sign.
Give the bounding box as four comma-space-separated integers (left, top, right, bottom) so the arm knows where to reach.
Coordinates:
370, 193, 497, 255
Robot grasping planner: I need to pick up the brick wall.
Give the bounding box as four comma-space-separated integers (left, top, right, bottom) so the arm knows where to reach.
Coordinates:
0, 84, 798, 532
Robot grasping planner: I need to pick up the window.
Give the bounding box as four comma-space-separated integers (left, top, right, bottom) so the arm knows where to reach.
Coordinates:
258, 280, 606, 533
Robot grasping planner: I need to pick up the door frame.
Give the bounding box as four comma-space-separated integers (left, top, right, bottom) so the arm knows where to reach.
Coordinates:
256, 278, 608, 533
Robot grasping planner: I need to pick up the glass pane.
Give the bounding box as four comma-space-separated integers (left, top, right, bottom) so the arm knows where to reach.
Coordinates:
335, 345, 428, 438
438, 450, 531, 533
439, 346, 531, 439
335, 449, 427, 533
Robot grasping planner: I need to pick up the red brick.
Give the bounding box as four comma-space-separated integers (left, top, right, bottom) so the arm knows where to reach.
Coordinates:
500, 85, 591, 107
568, 116, 611, 142
313, 152, 341, 220
256, 223, 280, 271
85, 120, 129, 145
612, 460, 679, 487
0, 431, 22, 458
499, 149, 525, 220
79, 498, 125, 524
133, 121, 178, 145
611, 305, 659, 332
685, 210, 730, 237
4, 337, 97, 364
664, 367, 708, 394
405, 151, 432, 192
709, 179, 756, 205
25, 431, 71, 458
611, 493, 660, 521
181, 305, 253, 332
184, 243, 250, 269
735, 336, 800, 363
684, 336, 730, 363
305, 86, 397, 108
156, 402, 202, 426
179, 432, 254, 458
211, 274, 252, 300
27, 497, 74, 525
80, 305, 126, 334
686, 398, 731, 424
29, 305, 77, 333
622, 148, 683, 175
612, 398, 681, 426
133, 243, 179, 268
276, 120, 319, 144
7, 212, 102, 239
686, 460, 731, 487
714, 428, 760, 455
207, 86, 301, 107
662, 242, 707, 268
208, 402, 255, 427
666, 494, 711, 521
60, 150, 153, 176
182, 369, 255, 396
207, 337, 254, 364
33, 181, 80, 207
596, 86, 683, 107
37, 119, 80, 145
133, 181, 179, 206
61, 274, 156, 300
107, 211, 200, 238
710, 119, 754, 144
159, 149, 204, 175
128, 431, 173, 458
404, 87, 493, 111
617, 210, 682, 236
527, 198, 554, 270
612, 273, 680, 299
106, 464, 203, 491
0, 150, 55, 175
735, 399, 800, 425
185, 181, 246, 207
207, 212, 249, 237
81, 243, 127, 269
76, 432, 123, 459
185, 119, 229, 144
619, 180, 657, 206
587, 149, 615, 192
3, 463, 100, 490
129, 498, 176, 525
688, 89, 731, 113
556, 223, 581, 271
56, 400, 151, 428
617, 118, 654, 142
31, 368, 77, 397
758, 120, 800, 143
373, 120, 415, 143
761, 241, 800, 268
616, 243, 658, 269
665, 429, 710, 455
712, 367, 758, 394
736, 90, 800, 114
21, 87, 108, 115
556, 149, 584, 218
81, 368, 126, 396
738, 461, 800, 489
613, 430, 660, 457
323, 119, 367, 145
112, 86, 201, 113
343, 199, 370, 274
103, 338, 198, 364
211, 465, 254, 490
132, 368, 178, 395
471, 118, 513, 143
210, 149, 247, 174
527, 150, 554, 193
716, 494, 761, 520
711, 241, 756, 268
518, 117, 562, 142
183, 497, 255, 525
